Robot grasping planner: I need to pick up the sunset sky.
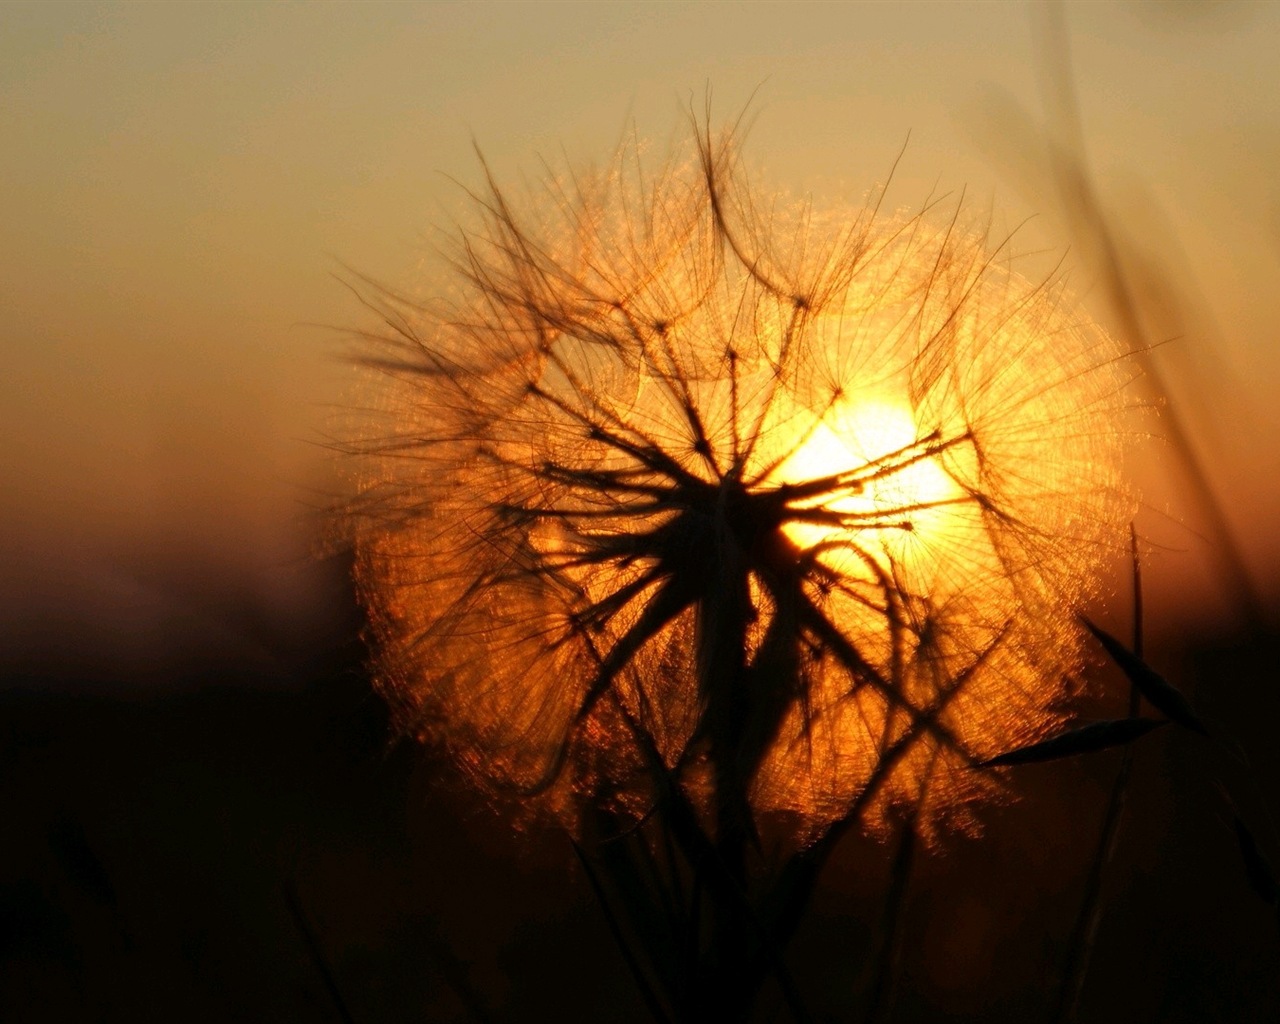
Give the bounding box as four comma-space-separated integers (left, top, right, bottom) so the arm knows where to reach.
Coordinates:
4, 1, 1278, 681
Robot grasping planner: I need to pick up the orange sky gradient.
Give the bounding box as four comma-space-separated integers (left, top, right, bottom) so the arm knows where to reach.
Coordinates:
3, 1, 1278, 683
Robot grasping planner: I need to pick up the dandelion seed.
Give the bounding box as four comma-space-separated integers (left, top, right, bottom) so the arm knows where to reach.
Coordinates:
344, 119, 1131, 845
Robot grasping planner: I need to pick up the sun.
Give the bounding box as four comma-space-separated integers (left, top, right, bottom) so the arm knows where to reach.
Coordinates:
772, 395, 969, 563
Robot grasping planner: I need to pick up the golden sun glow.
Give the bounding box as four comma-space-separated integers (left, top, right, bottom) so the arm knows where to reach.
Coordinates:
773, 397, 965, 558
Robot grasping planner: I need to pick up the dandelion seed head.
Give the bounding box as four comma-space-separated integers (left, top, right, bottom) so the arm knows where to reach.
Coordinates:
346, 123, 1132, 845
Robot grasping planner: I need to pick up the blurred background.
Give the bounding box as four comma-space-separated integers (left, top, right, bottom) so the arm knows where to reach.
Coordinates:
2, 2, 1278, 1021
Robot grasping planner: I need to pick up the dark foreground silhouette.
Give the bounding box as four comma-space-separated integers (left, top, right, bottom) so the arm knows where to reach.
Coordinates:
2, 557, 1277, 1023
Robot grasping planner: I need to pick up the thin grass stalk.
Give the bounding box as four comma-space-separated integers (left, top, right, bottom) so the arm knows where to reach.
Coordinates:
282, 880, 358, 1024
1035, 2, 1264, 631
415, 915, 497, 1024
1051, 526, 1144, 1024
574, 840, 675, 1024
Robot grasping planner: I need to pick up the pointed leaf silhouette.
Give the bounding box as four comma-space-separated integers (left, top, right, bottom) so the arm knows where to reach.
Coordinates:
1232, 815, 1279, 906
1081, 617, 1208, 736
978, 717, 1168, 767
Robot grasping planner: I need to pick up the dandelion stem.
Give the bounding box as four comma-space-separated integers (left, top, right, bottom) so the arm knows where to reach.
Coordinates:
865, 806, 920, 1024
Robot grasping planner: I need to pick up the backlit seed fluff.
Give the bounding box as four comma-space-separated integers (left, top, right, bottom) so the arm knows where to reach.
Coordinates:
345, 123, 1132, 845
